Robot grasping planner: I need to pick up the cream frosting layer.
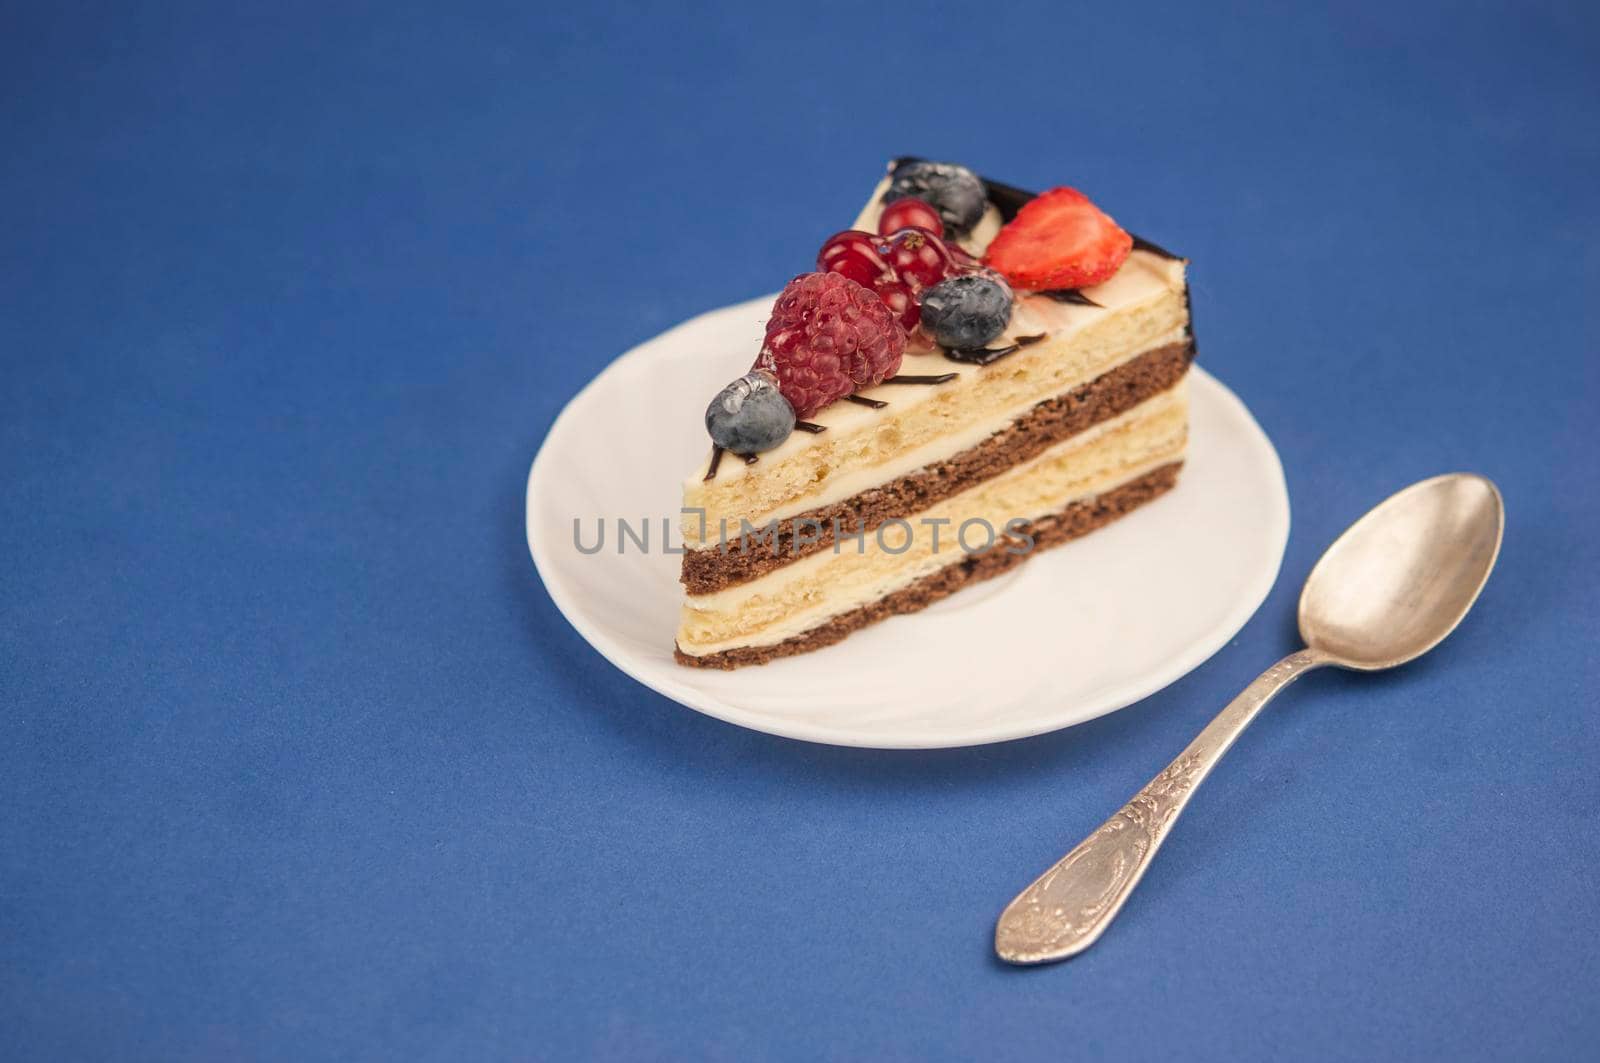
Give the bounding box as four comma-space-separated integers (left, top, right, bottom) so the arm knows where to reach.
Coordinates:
683, 252, 1188, 546
676, 381, 1188, 656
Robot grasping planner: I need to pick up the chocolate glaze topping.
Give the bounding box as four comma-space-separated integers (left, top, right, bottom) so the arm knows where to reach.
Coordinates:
845, 394, 887, 409
703, 447, 725, 481
883, 372, 959, 385
1183, 284, 1196, 349
978, 176, 1038, 223
1040, 289, 1104, 308
943, 332, 1047, 367
794, 420, 827, 434
1130, 233, 1183, 261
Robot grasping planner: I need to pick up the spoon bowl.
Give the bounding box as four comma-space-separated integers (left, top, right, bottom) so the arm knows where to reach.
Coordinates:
1299, 473, 1504, 670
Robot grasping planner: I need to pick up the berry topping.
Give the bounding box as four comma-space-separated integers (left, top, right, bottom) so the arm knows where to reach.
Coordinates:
982, 187, 1133, 290
873, 277, 919, 332
753, 272, 906, 417
946, 243, 981, 270
919, 273, 1013, 350
877, 197, 944, 238
705, 371, 796, 455
881, 229, 956, 292
884, 161, 987, 237
817, 229, 891, 289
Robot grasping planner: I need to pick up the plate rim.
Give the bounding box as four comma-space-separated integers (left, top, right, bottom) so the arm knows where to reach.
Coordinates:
526, 296, 1290, 749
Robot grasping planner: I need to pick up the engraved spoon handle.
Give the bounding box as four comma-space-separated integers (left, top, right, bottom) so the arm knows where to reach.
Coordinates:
995, 648, 1329, 965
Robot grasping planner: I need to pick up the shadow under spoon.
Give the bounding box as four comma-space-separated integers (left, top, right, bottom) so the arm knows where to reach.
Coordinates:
995, 472, 1505, 965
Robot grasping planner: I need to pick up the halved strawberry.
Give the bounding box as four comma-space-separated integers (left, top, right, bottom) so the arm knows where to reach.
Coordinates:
982, 187, 1133, 291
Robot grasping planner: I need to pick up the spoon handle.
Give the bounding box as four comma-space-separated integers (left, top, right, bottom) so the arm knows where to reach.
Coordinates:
995, 648, 1328, 965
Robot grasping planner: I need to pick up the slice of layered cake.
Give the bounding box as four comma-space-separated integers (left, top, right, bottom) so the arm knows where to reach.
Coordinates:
676, 159, 1193, 668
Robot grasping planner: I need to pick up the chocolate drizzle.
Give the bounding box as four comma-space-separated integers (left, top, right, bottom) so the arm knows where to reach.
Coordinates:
943, 332, 1047, 367
1183, 282, 1197, 352
706, 424, 822, 482
1130, 233, 1183, 261
1040, 289, 1103, 308
845, 394, 887, 409
883, 373, 958, 385
978, 176, 1039, 223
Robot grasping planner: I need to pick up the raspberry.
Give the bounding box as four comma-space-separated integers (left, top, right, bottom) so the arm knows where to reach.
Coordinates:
753, 272, 906, 417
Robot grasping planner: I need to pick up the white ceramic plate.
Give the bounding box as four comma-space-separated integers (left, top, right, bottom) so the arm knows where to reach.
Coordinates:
527, 295, 1289, 748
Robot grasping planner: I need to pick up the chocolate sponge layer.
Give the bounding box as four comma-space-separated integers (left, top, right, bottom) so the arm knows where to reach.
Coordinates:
674, 461, 1181, 670
680, 342, 1192, 595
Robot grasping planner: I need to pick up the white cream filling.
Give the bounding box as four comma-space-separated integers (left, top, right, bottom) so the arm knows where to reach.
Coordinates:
677, 382, 1188, 655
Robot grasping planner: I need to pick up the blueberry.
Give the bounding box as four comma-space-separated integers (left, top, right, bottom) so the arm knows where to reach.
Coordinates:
883, 161, 987, 237
919, 274, 1013, 350
705, 372, 795, 454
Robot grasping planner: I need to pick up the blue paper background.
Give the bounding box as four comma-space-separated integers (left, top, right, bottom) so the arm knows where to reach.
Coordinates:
4, 2, 1598, 1059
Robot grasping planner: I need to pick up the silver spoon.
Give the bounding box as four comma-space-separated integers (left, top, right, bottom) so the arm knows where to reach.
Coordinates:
995, 472, 1504, 965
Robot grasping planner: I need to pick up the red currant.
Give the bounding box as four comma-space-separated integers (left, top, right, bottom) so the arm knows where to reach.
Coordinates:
874, 277, 919, 332
947, 243, 981, 271
882, 229, 955, 293
817, 230, 890, 289
907, 323, 938, 352
877, 197, 945, 239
